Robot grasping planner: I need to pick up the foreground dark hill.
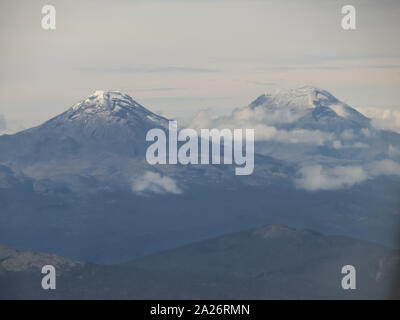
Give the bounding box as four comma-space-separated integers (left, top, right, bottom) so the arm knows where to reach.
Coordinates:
1, 225, 399, 299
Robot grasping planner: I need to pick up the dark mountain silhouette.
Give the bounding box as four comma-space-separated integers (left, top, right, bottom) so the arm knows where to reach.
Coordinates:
1, 224, 399, 299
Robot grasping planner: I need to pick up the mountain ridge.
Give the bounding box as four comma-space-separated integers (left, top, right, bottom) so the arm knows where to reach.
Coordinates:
1, 224, 399, 299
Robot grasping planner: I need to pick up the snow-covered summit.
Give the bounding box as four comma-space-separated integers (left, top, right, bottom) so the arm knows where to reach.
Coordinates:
69, 90, 158, 120
250, 86, 337, 109
72, 90, 136, 111
42, 90, 170, 132
249, 86, 369, 125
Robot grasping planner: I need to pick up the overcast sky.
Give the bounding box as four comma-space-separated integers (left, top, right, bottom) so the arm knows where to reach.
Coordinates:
1, 0, 400, 131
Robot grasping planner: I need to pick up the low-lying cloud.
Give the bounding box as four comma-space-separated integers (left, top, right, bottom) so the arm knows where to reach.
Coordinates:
355, 106, 400, 133
295, 165, 367, 191
296, 159, 400, 191
131, 171, 182, 195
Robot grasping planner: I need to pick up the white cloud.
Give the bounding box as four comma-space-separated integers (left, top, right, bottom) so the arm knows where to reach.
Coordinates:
368, 159, 400, 176
296, 159, 400, 191
355, 106, 400, 133
295, 165, 368, 191
131, 171, 182, 195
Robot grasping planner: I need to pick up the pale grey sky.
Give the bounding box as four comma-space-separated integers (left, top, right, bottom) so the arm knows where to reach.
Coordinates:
1, 0, 400, 131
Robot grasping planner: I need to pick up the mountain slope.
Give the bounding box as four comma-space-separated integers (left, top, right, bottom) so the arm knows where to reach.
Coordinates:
0, 90, 169, 163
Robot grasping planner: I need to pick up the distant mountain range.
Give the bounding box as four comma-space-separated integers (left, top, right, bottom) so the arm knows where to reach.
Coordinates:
1, 87, 399, 191
1, 224, 399, 299
0, 87, 399, 265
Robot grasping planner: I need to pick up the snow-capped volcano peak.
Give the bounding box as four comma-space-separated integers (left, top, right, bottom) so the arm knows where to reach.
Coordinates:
249, 86, 369, 125
64, 90, 168, 128
71, 90, 143, 114
251, 86, 338, 110
24, 89, 170, 150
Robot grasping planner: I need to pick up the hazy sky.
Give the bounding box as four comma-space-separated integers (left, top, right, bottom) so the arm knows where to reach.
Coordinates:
1, 0, 400, 131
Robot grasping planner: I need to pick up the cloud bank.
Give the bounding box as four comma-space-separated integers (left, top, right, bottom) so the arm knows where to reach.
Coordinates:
189, 108, 335, 146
